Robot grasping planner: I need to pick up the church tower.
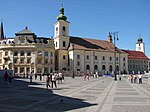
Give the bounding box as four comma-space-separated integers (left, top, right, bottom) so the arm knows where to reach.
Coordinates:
136, 35, 145, 53
54, 4, 69, 38
54, 4, 70, 50
54, 4, 70, 71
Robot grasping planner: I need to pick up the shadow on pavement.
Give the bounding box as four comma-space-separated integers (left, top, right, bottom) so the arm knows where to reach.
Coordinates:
0, 77, 97, 112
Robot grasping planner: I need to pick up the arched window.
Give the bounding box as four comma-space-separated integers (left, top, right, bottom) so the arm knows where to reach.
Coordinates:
109, 65, 112, 72
94, 65, 98, 70
62, 26, 65, 31
86, 65, 90, 70
102, 65, 106, 70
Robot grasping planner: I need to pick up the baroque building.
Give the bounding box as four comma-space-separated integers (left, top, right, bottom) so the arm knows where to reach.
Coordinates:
0, 26, 55, 76
54, 5, 128, 76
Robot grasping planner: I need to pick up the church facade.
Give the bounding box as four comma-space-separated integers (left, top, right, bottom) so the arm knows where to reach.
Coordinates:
54, 5, 128, 76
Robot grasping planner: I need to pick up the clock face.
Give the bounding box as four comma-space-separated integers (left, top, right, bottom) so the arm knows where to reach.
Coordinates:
138, 47, 141, 50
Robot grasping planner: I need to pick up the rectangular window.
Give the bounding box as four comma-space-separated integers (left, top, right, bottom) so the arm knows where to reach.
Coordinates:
63, 41, 66, 47
95, 56, 97, 60
44, 68, 48, 73
87, 55, 89, 60
102, 56, 105, 60
116, 57, 118, 61
63, 55, 66, 60
123, 58, 125, 61
20, 67, 24, 73
77, 55, 80, 59
110, 57, 112, 61
27, 59, 31, 63
45, 51, 48, 56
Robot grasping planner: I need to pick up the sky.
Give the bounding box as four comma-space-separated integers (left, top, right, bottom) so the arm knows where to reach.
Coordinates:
0, 0, 150, 57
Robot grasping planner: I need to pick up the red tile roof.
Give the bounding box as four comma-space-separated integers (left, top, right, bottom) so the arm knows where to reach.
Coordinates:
69, 36, 126, 53
122, 50, 149, 60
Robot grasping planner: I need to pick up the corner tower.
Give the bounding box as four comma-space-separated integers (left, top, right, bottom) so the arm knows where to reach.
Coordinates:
136, 35, 145, 53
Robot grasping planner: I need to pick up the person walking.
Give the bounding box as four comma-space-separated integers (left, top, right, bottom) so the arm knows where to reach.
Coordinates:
51, 73, 57, 88
46, 75, 50, 89
4, 70, 8, 84
8, 73, 12, 83
138, 74, 142, 84
30, 72, 33, 82
58, 72, 63, 84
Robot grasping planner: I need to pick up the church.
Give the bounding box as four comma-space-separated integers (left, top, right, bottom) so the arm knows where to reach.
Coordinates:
54, 5, 128, 76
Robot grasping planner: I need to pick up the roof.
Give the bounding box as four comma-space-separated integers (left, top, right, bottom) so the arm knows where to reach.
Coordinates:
15, 27, 35, 36
69, 36, 125, 53
122, 50, 149, 60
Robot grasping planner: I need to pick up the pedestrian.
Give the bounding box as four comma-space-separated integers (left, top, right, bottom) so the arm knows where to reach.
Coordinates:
40, 74, 42, 81
130, 74, 133, 83
30, 72, 33, 82
87, 73, 89, 80
8, 73, 12, 83
58, 72, 62, 84
46, 75, 50, 89
138, 74, 142, 84
4, 70, 8, 84
134, 75, 137, 83
35, 73, 37, 80
26, 72, 29, 78
84, 74, 87, 81
51, 73, 57, 88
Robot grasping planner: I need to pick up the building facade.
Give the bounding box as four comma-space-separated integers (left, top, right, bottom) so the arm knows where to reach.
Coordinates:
0, 27, 55, 76
54, 5, 128, 76
123, 37, 149, 74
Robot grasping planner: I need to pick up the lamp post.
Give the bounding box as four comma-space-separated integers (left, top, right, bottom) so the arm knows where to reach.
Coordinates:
110, 32, 119, 81
72, 44, 75, 78
93, 52, 95, 74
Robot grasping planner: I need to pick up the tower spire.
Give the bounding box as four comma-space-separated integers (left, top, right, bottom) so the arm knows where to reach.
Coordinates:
57, 3, 67, 21
0, 19, 5, 40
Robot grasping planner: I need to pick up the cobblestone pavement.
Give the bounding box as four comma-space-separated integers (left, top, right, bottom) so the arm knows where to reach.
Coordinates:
0, 76, 150, 112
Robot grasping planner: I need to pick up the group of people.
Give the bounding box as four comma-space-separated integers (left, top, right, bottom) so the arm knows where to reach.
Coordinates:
128, 74, 142, 84
46, 72, 64, 89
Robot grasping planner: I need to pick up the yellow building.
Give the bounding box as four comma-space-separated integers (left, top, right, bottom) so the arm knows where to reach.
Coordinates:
0, 26, 55, 77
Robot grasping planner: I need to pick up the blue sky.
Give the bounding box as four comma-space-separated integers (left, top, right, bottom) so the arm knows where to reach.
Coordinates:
0, 0, 150, 57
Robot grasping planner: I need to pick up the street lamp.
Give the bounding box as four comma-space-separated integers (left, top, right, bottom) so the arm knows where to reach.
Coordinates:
72, 44, 75, 78
110, 32, 119, 81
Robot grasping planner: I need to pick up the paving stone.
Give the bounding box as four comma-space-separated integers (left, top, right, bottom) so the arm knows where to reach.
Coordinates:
111, 105, 150, 112
114, 97, 146, 102
115, 92, 139, 95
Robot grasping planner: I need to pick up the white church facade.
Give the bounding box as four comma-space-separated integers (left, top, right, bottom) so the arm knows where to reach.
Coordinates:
54, 5, 128, 76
